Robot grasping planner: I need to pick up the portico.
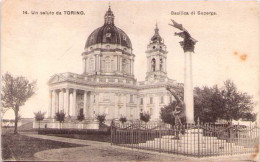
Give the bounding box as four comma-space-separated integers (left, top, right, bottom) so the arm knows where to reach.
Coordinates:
48, 87, 94, 119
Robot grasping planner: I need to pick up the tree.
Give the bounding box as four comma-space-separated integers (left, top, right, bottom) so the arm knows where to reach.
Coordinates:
119, 116, 127, 124
96, 114, 106, 127
194, 86, 221, 122
160, 102, 176, 126
55, 111, 65, 129
1, 72, 36, 134
193, 80, 255, 122
34, 111, 46, 130
140, 112, 151, 123
221, 80, 255, 121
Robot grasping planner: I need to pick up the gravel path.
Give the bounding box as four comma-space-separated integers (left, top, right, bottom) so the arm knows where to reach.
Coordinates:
22, 133, 258, 161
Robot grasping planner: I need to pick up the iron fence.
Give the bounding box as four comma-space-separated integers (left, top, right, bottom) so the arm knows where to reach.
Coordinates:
111, 120, 259, 157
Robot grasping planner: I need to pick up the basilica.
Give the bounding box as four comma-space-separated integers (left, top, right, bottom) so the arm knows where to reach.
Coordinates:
47, 6, 180, 122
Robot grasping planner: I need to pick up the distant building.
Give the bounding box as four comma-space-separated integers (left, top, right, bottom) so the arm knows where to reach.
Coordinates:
2, 119, 21, 127
47, 6, 180, 122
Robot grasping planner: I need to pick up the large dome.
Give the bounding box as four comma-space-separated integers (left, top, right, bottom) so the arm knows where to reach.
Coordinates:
85, 7, 132, 49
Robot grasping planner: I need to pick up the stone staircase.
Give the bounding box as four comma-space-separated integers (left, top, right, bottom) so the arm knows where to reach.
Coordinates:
125, 129, 256, 155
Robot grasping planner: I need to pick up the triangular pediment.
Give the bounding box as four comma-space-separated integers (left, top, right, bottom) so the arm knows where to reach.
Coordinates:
48, 74, 66, 84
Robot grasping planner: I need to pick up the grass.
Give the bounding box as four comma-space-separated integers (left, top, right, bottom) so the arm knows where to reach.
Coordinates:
46, 133, 111, 143
2, 128, 84, 161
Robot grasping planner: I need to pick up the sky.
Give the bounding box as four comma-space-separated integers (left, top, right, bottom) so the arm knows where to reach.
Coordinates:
1, 0, 259, 119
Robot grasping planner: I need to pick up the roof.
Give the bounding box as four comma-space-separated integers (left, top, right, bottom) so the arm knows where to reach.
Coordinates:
85, 6, 132, 49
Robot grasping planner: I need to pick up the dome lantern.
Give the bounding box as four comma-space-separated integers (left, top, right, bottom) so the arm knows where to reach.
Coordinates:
104, 5, 115, 25
151, 23, 163, 43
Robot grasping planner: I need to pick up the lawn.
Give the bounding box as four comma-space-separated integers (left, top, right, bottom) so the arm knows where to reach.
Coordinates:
2, 129, 84, 161
46, 133, 111, 143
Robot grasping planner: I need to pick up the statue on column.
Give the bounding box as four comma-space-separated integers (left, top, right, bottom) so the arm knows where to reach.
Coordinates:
166, 85, 185, 126
169, 19, 198, 52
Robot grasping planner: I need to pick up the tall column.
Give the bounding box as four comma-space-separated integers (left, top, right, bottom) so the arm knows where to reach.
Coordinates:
83, 90, 87, 118
184, 52, 194, 123
72, 89, 77, 117
64, 88, 70, 116
124, 94, 127, 118
52, 91, 55, 117
49, 90, 53, 118
96, 93, 99, 115
89, 93, 93, 118
55, 90, 59, 113
60, 89, 64, 112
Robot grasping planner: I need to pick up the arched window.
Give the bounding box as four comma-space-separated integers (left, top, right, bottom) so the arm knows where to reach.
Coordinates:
105, 56, 111, 72
160, 58, 163, 71
106, 45, 110, 49
151, 58, 156, 72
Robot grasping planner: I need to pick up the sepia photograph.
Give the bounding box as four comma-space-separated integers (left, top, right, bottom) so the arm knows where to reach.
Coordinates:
1, 0, 259, 161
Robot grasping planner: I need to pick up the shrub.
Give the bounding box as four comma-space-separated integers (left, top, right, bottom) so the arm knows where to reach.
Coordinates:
119, 116, 127, 124
77, 112, 85, 121
34, 111, 46, 129
140, 112, 151, 123
55, 111, 66, 129
96, 114, 106, 124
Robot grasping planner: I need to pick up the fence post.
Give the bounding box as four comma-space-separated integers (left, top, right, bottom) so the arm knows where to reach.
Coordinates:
159, 122, 161, 153
197, 118, 200, 157
111, 119, 113, 146
131, 120, 134, 149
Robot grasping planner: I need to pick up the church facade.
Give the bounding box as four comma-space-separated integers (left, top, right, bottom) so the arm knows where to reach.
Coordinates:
47, 7, 180, 122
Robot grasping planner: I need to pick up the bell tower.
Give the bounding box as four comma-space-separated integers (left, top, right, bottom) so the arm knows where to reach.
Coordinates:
145, 24, 168, 82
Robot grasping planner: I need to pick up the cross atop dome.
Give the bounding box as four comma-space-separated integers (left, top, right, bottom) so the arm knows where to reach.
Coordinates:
104, 3, 115, 25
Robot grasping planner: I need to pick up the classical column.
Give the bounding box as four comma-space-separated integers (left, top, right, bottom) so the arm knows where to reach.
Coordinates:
132, 59, 134, 75
169, 19, 197, 124
60, 89, 64, 112
72, 89, 77, 117
95, 55, 98, 72
124, 94, 127, 118
184, 52, 194, 123
85, 58, 88, 73
64, 88, 70, 116
96, 93, 99, 115
129, 59, 132, 75
52, 91, 55, 117
49, 90, 53, 118
83, 59, 86, 73
55, 90, 59, 113
119, 56, 122, 72
83, 90, 87, 118
89, 93, 93, 118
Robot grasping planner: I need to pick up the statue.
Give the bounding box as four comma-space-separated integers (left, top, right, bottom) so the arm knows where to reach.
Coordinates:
166, 85, 185, 126
169, 19, 198, 53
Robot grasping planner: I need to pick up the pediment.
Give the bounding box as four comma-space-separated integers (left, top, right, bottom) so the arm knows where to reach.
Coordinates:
48, 74, 66, 84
